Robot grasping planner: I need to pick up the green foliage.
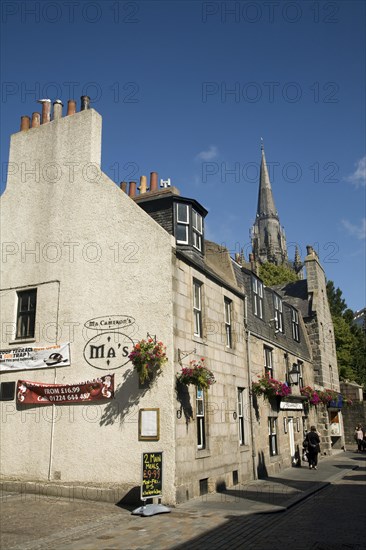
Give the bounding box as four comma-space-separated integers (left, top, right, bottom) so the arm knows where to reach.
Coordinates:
259, 263, 299, 286
326, 281, 366, 388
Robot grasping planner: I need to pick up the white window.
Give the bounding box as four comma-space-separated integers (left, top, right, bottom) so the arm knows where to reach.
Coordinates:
298, 361, 304, 389
252, 276, 263, 319
292, 308, 300, 342
193, 280, 203, 338
16, 288, 37, 339
196, 388, 206, 449
268, 417, 278, 456
264, 346, 273, 377
238, 388, 247, 445
224, 298, 232, 348
176, 203, 189, 244
192, 210, 203, 251
274, 294, 283, 333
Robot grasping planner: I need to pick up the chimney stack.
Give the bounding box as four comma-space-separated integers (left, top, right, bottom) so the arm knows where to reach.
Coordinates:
150, 172, 158, 192
31, 112, 41, 128
53, 99, 63, 120
120, 181, 127, 193
80, 96, 90, 111
128, 181, 137, 197
67, 100, 77, 116
38, 99, 51, 124
20, 116, 30, 132
306, 245, 314, 256
138, 175, 148, 194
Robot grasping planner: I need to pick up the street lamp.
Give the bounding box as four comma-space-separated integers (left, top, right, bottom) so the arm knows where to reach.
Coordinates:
288, 363, 300, 386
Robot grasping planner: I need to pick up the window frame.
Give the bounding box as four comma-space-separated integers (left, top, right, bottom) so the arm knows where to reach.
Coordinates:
196, 387, 206, 449
264, 346, 273, 378
193, 279, 203, 338
237, 387, 246, 446
176, 203, 190, 245
268, 417, 278, 456
273, 293, 284, 333
291, 308, 300, 342
252, 276, 263, 319
16, 288, 37, 339
192, 209, 203, 252
224, 297, 233, 348
175, 203, 204, 252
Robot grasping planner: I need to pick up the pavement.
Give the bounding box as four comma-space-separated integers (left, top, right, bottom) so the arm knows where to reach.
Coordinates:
1, 451, 365, 550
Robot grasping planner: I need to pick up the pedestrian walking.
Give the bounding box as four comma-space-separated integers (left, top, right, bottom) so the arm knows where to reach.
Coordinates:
305, 425, 320, 470
354, 425, 363, 452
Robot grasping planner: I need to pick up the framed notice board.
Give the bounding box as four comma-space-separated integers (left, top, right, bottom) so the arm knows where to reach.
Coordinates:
141, 452, 163, 499
139, 408, 160, 441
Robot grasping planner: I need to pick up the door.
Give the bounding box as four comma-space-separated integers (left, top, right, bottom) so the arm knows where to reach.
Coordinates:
288, 417, 295, 459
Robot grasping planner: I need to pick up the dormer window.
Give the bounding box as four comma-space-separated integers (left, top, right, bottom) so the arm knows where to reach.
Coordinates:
175, 202, 204, 252
176, 204, 189, 244
273, 293, 284, 333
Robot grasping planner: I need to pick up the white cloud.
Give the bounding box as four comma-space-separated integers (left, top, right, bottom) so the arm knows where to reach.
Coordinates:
196, 145, 218, 161
347, 156, 366, 187
341, 218, 366, 240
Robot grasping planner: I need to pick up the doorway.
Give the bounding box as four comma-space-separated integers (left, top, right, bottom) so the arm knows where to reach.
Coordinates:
288, 417, 295, 459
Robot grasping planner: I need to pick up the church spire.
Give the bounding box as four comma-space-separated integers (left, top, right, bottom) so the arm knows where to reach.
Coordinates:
256, 143, 278, 219
251, 142, 288, 266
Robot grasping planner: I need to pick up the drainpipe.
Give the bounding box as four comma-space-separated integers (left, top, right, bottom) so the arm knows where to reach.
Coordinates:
245, 296, 257, 480
47, 281, 61, 481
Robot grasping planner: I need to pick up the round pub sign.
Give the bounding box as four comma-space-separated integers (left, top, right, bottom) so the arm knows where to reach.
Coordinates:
83, 332, 134, 370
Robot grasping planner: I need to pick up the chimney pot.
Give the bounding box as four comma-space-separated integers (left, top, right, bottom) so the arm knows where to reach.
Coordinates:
138, 175, 148, 194
150, 172, 158, 192
37, 99, 51, 124
128, 181, 137, 197
80, 96, 90, 111
67, 100, 77, 116
306, 245, 314, 255
31, 112, 41, 128
53, 100, 63, 120
20, 116, 31, 132
120, 181, 127, 193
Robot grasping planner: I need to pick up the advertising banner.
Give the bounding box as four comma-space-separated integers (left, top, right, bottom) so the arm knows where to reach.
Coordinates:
17, 374, 114, 405
0, 343, 71, 372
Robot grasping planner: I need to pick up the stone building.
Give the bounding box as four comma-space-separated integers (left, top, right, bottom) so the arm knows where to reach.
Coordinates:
0, 100, 344, 505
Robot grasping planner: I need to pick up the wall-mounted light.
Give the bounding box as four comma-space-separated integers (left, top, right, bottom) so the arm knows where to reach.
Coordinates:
288, 363, 300, 386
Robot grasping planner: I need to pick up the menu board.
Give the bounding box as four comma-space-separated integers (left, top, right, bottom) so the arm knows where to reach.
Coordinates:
141, 452, 163, 499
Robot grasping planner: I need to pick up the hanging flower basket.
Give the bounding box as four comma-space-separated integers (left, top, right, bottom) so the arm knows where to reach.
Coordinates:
318, 388, 339, 406
177, 358, 216, 390
129, 338, 168, 384
252, 375, 291, 400
300, 385, 321, 406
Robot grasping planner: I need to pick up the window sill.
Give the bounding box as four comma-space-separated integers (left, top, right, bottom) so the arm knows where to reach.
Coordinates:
196, 449, 211, 459
225, 347, 236, 355
239, 444, 250, 453
9, 338, 36, 345
192, 336, 207, 346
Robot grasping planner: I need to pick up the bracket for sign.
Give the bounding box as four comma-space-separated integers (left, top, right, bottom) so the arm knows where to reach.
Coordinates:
177, 348, 196, 366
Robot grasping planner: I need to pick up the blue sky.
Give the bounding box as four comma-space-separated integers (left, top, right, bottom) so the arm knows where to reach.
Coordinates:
1, 0, 365, 311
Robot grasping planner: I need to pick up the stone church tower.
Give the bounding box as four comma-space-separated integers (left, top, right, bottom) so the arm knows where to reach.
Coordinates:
251, 144, 289, 266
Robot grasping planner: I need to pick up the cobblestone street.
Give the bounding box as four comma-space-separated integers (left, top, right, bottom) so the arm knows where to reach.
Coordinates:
1, 452, 365, 549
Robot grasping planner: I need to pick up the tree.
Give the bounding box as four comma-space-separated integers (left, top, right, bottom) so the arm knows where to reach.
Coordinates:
326, 281, 366, 387
259, 263, 299, 286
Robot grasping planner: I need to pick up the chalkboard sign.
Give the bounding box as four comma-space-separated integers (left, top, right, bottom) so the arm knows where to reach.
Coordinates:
141, 452, 163, 499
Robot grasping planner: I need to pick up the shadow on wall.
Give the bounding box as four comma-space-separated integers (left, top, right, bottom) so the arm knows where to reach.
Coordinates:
99, 368, 152, 426
257, 451, 268, 479
175, 380, 194, 427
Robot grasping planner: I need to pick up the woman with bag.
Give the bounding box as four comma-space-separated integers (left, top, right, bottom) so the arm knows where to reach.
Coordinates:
305, 426, 321, 470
